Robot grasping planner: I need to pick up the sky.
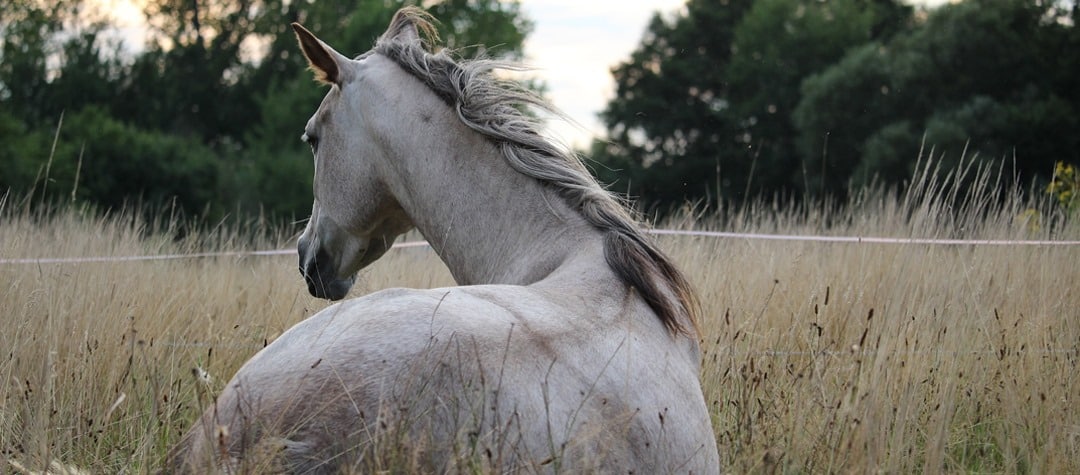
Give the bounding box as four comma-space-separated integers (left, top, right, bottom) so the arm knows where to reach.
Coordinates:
98, 0, 952, 149
518, 0, 688, 148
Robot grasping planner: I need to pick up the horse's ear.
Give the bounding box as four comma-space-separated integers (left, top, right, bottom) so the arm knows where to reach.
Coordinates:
382, 7, 439, 48
292, 23, 342, 85
389, 17, 420, 44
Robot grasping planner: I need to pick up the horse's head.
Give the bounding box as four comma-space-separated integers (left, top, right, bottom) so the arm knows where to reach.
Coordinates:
291, 20, 421, 300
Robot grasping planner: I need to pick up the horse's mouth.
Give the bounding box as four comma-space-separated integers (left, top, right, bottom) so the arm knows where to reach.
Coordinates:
304, 274, 355, 300
300, 246, 358, 300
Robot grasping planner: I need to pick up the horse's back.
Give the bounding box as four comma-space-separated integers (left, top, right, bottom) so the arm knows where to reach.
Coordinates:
171, 286, 717, 473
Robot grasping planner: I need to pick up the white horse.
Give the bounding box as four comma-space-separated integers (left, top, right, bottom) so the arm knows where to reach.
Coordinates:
168, 8, 719, 473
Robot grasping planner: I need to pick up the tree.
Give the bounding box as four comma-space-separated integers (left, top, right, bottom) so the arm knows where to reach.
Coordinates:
0, 0, 142, 202
1, 1, 534, 221
594, 0, 910, 211
594, 0, 754, 209
725, 0, 911, 198
1, 0, 87, 123
794, 0, 1079, 194
114, 0, 265, 142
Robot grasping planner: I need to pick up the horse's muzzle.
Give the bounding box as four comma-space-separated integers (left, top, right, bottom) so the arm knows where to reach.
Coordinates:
299, 247, 355, 300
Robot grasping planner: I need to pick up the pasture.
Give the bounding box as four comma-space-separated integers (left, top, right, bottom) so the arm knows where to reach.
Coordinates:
1, 165, 1078, 473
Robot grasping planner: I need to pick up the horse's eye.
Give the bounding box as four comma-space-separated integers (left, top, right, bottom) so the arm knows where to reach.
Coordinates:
302, 133, 319, 152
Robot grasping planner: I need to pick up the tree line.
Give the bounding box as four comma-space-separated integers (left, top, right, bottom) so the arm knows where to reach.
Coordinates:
0, 0, 530, 221
593, 0, 1080, 212
2, 0, 1077, 221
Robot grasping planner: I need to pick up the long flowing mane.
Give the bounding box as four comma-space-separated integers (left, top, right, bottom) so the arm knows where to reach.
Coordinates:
374, 8, 700, 336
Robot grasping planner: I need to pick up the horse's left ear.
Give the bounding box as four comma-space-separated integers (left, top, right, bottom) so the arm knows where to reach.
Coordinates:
389, 18, 421, 44
292, 23, 346, 85
381, 7, 439, 48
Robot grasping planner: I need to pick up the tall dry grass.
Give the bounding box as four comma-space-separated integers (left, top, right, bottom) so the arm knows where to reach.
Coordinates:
674, 160, 1080, 473
1, 161, 1077, 473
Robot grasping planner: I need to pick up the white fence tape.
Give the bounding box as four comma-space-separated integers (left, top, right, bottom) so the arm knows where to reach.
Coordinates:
1, 229, 1077, 265
0, 240, 429, 265
648, 229, 1080, 246
0, 249, 292, 265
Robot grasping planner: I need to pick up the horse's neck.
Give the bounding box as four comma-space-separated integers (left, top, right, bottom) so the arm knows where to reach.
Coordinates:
381, 116, 603, 288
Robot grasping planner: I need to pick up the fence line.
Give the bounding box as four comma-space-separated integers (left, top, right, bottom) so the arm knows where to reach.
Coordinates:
648, 229, 1080, 246
1, 229, 1078, 265
0, 240, 429, 265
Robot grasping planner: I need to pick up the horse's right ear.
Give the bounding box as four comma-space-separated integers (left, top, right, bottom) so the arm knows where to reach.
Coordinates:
292, 23, 342, 85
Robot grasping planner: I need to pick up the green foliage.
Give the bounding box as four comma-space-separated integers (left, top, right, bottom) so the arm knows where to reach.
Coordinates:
226, 76, 322, 219
595, 0, 911, 210
1, 1, 63, 122
1048, 162, 1079, 216
595, 0, 754, 208
858, 121, 918, 187
0, 109, 55, 190
6, 0, 1076, 218
1, 106, 221, 213
795, 0, 1080, 197
0, 0, 532, 221
726, 0, 893, 197
598, 0, 1080, 211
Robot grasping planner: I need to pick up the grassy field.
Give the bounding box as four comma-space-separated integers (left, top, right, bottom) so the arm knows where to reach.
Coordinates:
1, 165, 1078, 473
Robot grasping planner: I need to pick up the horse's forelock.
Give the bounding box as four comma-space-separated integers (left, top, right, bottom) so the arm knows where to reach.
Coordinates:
371, 10, 700, 337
